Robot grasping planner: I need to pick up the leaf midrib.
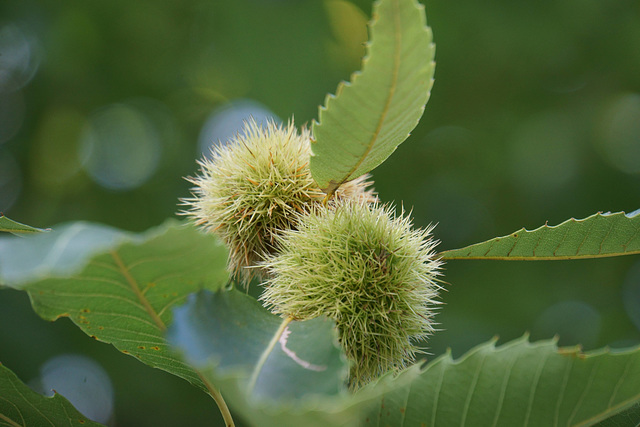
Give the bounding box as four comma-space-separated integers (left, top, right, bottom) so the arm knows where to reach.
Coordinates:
110, 250, 166, 331
332, 0, 403, 193
247, 316, 294, 394
439, 251, 640, 261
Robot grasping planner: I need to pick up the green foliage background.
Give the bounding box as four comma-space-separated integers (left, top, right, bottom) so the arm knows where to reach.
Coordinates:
1, 0, 639, 425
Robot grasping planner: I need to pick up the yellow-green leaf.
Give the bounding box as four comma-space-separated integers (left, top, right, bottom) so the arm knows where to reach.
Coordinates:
310, 0, 435, 195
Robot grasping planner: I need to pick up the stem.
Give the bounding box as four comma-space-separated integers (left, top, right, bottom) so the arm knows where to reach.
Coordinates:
247, 316, 294, 393
196, 370, 235, 427
322, 193, 331, 207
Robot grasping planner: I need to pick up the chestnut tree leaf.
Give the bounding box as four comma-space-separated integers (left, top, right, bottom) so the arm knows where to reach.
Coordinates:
440, 211, 640, 260
21, 221, 229, 394
364, 336, 640, 426
310, 0, 435, 196
0, 362, 106, 427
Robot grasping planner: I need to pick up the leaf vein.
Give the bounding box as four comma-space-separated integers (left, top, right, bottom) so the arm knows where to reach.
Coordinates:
333, 0, 403, 191
124, 245, 202, 270
567, 358, 600, 425
111, 250, 166, 331
554, 353, 574, 427
431, 357, 446, 427
608, 355, 634, 407
576, 218, 595, 256
39, 291, 146, 311
492, 349, 519, 427
461, 351, 487, 426
524, 349, 551, 426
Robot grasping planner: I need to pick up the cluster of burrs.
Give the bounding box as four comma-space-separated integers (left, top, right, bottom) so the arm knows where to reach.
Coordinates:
183, 119, 441, 388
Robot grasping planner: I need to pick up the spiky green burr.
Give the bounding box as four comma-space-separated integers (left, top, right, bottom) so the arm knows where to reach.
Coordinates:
260, 200, 442, 388
182, 119, 375, 281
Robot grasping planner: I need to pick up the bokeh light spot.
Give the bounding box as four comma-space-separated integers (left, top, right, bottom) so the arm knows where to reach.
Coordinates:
198, 99, 280, 157
0, 89, 25, 145
80, 103, 161, 191
532, 300, 601, 348
0, 23, 41, 93
31, 108, 86, 193
34, 354, 114, 424
324, 0, 368, 72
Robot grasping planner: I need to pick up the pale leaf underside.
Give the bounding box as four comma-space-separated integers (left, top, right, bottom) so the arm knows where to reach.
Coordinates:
168, 289, 367, 427
0, 222, 129, 288
168, 289, 348, 402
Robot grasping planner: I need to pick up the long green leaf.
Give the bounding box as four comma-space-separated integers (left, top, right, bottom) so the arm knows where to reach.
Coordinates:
168, 289, 396, 427
363, 336, 640, 426
440, 211, 640, 260
310, 0, 435, 195
0, 222, 129, 288
0, 363, 105, 427
0, 213, 49, 235
22, 221, 229, 393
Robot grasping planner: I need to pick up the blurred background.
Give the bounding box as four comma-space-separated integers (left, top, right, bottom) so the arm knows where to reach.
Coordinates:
1, 0, 639, 425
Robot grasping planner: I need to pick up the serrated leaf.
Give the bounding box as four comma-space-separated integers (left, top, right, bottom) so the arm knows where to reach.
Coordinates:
0, 222, 130, 288
168, 289, 390, 427
22, 221, 229, 393
363, 336, 640, 426
310, 0, 435, 195
440, 211, 640, 260
0, 363, 105, 427
0, 213, 49, 235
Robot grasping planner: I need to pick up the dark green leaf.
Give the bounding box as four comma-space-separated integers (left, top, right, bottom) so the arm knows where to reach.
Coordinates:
363, 336, 640, 426
310, 0, 435, 195
440, 211, 640, 260
23, 221, 229, 393
594, 403, 640, 427
0, 362, 105, 427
